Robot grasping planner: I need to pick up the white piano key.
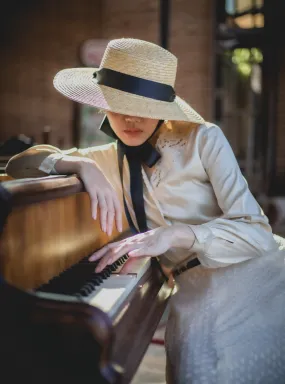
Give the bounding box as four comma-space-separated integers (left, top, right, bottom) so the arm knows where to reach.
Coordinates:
84, 258, 151, 317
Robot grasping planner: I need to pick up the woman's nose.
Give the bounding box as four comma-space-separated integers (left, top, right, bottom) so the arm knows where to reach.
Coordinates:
124, 115, 142, 123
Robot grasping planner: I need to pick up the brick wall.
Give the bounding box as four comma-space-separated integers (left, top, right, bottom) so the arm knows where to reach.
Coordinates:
170, 0, 214, 121
101, 0, 159, 43
0, 0, 214, 148
276, 49, 285, 176
0, 0, 102, 148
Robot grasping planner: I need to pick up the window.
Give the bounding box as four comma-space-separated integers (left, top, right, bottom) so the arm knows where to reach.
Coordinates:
226, 0, 264, 28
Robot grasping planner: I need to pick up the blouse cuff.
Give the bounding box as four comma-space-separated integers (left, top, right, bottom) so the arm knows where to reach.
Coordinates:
38, 153, 64, 175
188, 224, 217, 267
189, 224, 213, 252
188, 224, 237, 268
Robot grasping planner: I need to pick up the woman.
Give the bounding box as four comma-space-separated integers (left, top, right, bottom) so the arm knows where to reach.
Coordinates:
6, 38, 285, 383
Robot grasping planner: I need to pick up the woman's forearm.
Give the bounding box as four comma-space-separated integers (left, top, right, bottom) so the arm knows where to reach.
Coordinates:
53, 156, 94, 176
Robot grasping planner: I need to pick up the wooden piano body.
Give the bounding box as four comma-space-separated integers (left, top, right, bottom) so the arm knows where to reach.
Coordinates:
0, 175, 172, 384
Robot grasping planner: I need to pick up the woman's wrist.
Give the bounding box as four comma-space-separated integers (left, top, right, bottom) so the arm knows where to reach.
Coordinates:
169, 223, 196, 249
54, 156, 96, 176
76, 157, 97, 176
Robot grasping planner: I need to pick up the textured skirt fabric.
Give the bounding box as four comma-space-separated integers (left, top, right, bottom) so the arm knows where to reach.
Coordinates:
165, 248, 285, 384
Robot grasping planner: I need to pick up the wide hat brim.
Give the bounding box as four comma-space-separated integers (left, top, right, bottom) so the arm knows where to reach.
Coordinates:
53, 67, 205, 124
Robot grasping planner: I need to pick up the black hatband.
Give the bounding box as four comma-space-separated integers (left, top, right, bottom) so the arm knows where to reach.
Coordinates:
94, 68, 176, 102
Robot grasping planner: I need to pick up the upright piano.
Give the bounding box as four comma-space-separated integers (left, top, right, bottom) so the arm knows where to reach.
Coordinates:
0, 175, 172, 384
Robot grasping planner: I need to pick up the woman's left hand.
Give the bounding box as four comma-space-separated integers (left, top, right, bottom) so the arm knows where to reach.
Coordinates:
89, 226, 175, 272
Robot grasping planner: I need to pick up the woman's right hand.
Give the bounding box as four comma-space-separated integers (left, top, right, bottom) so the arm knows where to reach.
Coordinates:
78, 159, 123, 236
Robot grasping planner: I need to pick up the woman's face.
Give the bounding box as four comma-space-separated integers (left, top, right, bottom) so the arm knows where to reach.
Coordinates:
106, 112, 159, 146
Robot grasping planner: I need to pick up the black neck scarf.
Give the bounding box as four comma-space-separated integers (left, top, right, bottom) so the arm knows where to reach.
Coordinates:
100, 117, 163, 234
99, 117, 201, 278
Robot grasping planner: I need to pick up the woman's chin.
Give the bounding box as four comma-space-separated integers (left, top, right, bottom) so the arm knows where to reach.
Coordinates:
124, 140, 144, 146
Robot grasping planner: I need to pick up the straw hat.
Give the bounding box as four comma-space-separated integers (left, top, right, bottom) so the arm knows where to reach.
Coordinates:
53, 38, 205, 124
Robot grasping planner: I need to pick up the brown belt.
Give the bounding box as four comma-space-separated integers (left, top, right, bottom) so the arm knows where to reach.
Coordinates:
172, 257, 201, 278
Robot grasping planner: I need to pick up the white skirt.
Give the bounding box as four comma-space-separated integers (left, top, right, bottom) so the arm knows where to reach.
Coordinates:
165, 247, 285, 384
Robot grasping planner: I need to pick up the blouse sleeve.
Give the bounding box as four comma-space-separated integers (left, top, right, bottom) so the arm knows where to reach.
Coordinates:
5, 142, 118, 182
189, 124, 278, 268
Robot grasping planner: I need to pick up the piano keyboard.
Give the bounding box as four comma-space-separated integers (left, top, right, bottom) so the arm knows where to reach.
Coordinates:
35, 254, 151, 318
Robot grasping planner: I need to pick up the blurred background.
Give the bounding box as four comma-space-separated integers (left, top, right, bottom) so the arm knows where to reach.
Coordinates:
1, 0, 284, 200
1, 0, 284, 197
2, 1, 285, 246
0, 1, 284, 382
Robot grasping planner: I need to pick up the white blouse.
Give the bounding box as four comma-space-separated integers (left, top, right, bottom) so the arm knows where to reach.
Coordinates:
6, 120, 278, 269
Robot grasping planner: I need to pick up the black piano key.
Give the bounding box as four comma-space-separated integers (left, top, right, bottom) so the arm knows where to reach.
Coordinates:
84, 284, 96, 294
89, 277, 101, 285
95, 270, 108, 281
36, 253, 129, 296
78, 288, 90, 297
38, 264, 96, 294
76, 278, 103, 298
95, 276, 104, 284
